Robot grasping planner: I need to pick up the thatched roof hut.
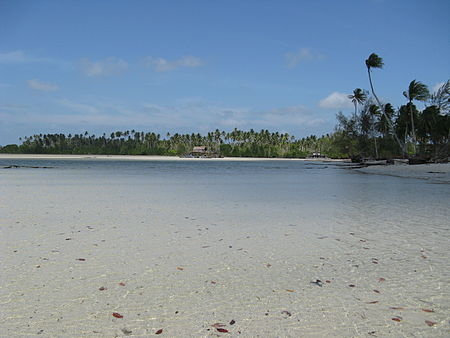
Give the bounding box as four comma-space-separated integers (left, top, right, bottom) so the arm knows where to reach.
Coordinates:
192, 146, 208, 154
188, 146, 220, 158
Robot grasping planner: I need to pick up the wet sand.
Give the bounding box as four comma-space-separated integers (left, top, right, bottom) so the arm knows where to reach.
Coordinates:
1, 163, 449, 337
355, 163, 450, 183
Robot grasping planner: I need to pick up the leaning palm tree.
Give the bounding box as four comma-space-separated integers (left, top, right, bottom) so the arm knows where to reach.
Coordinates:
348, 88, 367, 119
403, 80, 430, 153
365, 53, 384, 106
365, 53, 406, 156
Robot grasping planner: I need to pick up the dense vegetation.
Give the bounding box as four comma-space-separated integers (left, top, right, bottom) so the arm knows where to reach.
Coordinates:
333, 54, 449, 160
1, 53, 448, 160
0, 129, 345, 158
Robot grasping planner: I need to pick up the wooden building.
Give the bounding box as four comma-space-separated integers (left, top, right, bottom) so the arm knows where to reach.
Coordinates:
188, 146, 220, 158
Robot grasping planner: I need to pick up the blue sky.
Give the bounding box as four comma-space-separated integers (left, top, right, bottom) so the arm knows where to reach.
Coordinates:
1, 0, 449, 145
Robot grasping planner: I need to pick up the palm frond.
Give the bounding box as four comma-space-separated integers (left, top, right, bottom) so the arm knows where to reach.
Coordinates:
406, 80, 430, 102
365, 53, 384, 69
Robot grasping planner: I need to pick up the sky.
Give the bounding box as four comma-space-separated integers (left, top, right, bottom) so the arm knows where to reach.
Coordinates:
0, 0, 449, 145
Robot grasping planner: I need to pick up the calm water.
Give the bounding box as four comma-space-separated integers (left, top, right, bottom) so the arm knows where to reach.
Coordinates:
1, 157, 448, 201
2, 158, 449, 337
2, 158, 449, 231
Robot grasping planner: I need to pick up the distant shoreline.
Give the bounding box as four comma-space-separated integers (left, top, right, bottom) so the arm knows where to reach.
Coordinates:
0, 154, 350, 162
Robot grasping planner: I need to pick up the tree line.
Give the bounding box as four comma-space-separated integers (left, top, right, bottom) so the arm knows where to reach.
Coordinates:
0, 129, 346, 158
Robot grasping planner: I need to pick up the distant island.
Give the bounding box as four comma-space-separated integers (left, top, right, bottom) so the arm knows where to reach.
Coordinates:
1, 55, 448, 162
0, 129, 343, 159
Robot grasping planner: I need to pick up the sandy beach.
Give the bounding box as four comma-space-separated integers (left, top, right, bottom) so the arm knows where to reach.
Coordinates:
0, 154, 349, 162
1, 158, 449, 337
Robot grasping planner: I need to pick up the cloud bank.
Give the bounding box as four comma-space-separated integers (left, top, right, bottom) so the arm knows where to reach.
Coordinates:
1, 99, 327, 132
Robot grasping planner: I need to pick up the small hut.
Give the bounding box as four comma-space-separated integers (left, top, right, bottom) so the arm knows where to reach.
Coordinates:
190, 146, 209, 157
188, 146, 220, 158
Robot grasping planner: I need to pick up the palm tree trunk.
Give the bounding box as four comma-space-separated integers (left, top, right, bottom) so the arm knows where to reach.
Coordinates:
408, 102, 417, 154
367, 68, 406, 156
374, 136, 379, 159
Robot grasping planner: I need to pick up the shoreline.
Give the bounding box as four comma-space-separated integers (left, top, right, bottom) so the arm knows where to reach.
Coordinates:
354, 162, 450, 183
0, 153, 349, 162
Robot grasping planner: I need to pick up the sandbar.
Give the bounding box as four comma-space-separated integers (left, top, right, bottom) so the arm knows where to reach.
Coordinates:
0, 153, 349, 162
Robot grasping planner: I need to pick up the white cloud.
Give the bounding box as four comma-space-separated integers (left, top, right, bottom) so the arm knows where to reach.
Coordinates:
319, 92, 353, 109
27, 79, 59, 91
0, 50, 53, 64
432, 82, 444, 93
142, 56, 203, 72
80, 57, 128, 77
57, 99, 99, 114
0, 97, 329, 141
285, 48, 324, 68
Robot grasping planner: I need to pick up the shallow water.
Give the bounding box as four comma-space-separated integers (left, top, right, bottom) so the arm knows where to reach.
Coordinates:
1, 159, 449, 337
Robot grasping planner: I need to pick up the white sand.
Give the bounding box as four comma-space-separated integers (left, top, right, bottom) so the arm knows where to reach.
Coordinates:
0, 153, 349, 162
1, 165, 449, 337
355, 163, 450, 183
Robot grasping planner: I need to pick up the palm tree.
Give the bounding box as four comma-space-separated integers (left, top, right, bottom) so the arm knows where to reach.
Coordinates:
403, 80, 430, 153
429, 79, 450, 114
348, 88, 367, 119
365, 53, 405, 156
365, 53, 384, 105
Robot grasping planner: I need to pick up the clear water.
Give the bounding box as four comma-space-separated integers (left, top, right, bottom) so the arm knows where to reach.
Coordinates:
1, 157, 448, 210
2, 158, 449, 240
1, 158, 449, 336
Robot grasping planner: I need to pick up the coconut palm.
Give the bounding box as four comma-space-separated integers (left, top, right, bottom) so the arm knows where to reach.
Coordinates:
348, 88, 367, 119
365, 53, 406, 156
403, 80, 430, 152
365, 53, 384, 106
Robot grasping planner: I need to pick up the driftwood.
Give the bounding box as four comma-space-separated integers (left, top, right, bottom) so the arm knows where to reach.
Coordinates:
408, 158, 428, 165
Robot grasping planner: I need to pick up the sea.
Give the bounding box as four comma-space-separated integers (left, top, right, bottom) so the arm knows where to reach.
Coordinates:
1, 157, 449, 336
1, 157, 448, 239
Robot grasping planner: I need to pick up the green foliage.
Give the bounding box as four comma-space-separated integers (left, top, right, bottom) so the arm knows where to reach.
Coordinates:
0, 144, 20, 153
1, 129, 349, 159
365, 53, 384, 70
403, 80, 430, 103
